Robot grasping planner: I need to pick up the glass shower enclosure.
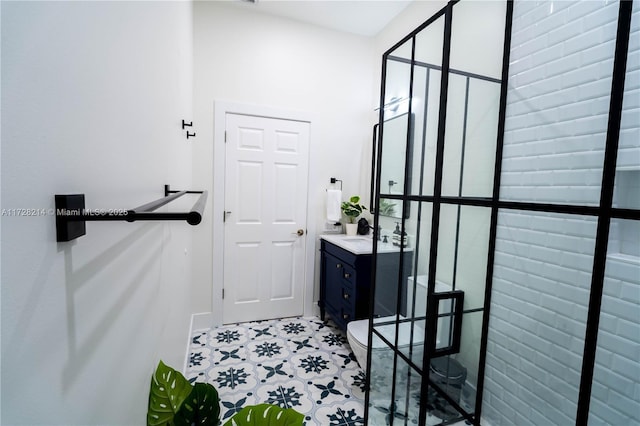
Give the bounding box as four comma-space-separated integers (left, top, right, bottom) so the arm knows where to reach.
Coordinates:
366, 1, 510, 424
367, 0, 638, 425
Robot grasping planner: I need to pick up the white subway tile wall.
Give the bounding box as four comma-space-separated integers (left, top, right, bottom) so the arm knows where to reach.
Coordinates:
617, 0, 640, 172
591, 219, 640, 426
486, 211, 597, 425
499, 1, 619, 207
483, 1, 639, 425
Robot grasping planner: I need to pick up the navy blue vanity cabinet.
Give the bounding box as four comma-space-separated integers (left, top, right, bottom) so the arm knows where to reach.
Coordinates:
320, 237, 414, 331
320, 240, 372, 331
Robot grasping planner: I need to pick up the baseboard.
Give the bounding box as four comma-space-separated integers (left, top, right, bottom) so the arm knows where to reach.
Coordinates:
183, 312, 214, 374
192, 311, 215, 331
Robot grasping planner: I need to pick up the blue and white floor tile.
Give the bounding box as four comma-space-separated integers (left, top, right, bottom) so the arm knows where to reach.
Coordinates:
186, 316, 366, 426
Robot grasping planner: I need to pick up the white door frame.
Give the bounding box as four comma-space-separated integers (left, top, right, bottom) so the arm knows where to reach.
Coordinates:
212, 101, 317, 326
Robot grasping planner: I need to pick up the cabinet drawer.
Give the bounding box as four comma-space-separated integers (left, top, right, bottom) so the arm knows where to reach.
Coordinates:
339, 306, 354, 323
340, 264, 356, 287
324, 303, 354, 330
322, 240, 359, 265
341, 285, 354, 304
337, 306, 355, 329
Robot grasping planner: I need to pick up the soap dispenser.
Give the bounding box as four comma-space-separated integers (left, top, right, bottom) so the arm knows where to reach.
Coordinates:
401, 227, 408, 248
392, 222, 401, 247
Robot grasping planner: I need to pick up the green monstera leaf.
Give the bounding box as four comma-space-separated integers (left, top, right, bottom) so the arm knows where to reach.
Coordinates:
147, 360, 193, 425
174, 382, 220, 426
224, 404, 304, 426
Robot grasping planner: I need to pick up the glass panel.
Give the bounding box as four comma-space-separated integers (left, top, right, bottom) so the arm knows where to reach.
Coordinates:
456, 311, 483, 415
500, 0, 620, 206
372, 243, 403, 320
414, 14, 445, 197
483, 211, 597, 425
383, 40, 412, 122
414, 13, 444, 66
442, 1, 505, 199
402, 274, 427, 368
435, 205, 490, 311
455, 206, 491, 310
428, 355, 468, 423
373, 198, 415, 321
405, 201, 433, 280
461, 79, 501, 198
441, 74, 468, 197
435, 204, 457, 288
368, 332, 396, 425
377, 196, 402, 222
586, 4, 637, 421
609, 215, 640, 260
380, 111, 409, 198
422, 70, 442, 198
391, 38, 413, 62
589, 219, 640, 425
613, 169, 640, 210
393, 355, 422, 424
407, 65, 426, 197
449, 0, 506, 79
380, 40, 412, 201
399, 201, 432, 367
614, 0, 640, 209
434, 296, 456, 353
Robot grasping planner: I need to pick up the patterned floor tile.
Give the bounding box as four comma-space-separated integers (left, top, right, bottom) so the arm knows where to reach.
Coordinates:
186, 316, 365, 426
187, 316, 470, 425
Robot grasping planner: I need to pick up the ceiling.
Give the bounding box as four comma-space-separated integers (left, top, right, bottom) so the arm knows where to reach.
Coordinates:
228, 0, 413, 37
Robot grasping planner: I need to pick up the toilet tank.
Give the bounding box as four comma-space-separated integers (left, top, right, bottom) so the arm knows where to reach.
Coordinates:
406, 275, 453, 350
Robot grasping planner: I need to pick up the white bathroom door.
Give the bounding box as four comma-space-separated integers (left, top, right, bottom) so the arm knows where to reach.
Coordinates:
222, 113, 309, 324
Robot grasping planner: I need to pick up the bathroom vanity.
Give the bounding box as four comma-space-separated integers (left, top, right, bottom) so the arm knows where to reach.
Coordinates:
319, 234, 412, 331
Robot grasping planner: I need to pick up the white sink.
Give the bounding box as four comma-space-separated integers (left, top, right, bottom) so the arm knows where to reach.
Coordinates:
320, 234, 373, 254
320, 234, 405, 255
341, 237, 373, 251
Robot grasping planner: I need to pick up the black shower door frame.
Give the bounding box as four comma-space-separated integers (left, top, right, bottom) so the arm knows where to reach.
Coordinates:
365, 0, 636, 425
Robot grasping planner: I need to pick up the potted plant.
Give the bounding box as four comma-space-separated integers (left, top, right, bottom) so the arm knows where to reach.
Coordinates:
341, 195, 367, 236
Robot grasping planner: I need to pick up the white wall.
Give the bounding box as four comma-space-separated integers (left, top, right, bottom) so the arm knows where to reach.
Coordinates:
191, 2, 375, 324
1, 1, 194, 424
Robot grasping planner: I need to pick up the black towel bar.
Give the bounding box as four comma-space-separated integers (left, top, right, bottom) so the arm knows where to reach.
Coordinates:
329, 177, 342, 190
55, 185, 207, 242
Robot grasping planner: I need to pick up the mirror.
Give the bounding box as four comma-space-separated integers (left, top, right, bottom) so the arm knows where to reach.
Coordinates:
371, 112, 414, 218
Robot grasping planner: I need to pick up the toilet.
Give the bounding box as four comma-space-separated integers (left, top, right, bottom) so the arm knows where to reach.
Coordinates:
346, 275, 452, 369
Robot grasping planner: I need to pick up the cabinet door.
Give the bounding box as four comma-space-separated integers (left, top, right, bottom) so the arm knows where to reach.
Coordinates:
324, 252, 347, 312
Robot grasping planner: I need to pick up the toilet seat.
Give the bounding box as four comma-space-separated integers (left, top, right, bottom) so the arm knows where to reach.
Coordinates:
348, 316, 426, 347
346, 316, 428, 368
346, 276, 452, 369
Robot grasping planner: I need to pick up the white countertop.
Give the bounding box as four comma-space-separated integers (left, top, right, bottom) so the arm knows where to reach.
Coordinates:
320, 233, 408, 255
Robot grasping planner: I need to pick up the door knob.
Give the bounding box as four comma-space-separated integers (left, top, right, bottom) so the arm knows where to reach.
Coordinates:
296, 229, 304, 236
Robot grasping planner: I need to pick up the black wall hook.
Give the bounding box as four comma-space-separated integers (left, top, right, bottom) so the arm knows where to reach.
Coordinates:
182, 120, 193, 129
186, 132, 196, 139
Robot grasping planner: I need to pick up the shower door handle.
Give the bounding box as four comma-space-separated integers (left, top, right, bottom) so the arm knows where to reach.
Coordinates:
428, 290, 465, 357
